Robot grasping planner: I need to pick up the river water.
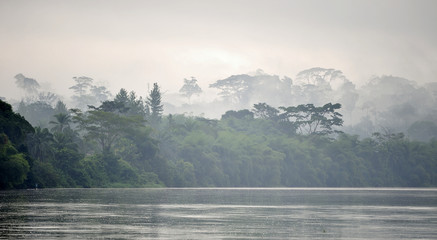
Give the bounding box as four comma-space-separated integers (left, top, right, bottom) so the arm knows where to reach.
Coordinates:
1, 188, 436, 239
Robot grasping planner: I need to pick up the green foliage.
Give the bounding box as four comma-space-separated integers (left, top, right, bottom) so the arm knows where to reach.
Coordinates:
73, 106, 145, 154
221, 109, 254, 120
3, 94, 437, 189
27, 127, 54, 161
0, 100, 34, 189
49, 113, 71, 133
253, 102, 279, 120
16, 100, 55, 128
114, 89, 147, 117
54, 100, 69, 114
279, 103, 343, 135
147, 83, 163, 124
173, 160, 196, 187
31, 160, 66, 188
0, 100, 34, 147
0, 134, 30, 189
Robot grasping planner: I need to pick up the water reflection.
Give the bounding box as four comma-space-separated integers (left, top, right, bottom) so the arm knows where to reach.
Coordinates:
1, 188, 436, 239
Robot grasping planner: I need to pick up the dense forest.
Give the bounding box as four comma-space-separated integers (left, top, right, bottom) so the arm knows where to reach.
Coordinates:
1, 69, 437, 189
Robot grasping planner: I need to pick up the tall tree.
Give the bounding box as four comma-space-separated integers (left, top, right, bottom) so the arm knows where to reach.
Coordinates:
114, 89, 146, 116
16, 101, 55, 128
0, 99, 33, 189
36, 92, 59, 106
253, 103, 279, 120
179, 77, 202, 103
280, 103, 343, 135
27, 127, 54, 161
90, 85, 112, 103
69, 76, 95, 110
72, 102, 145, 154
54, 100, 69, 114
49, 113, 71, 133
128, 91, 146, 117
70, 76, 93, 97
0, 133, 30, 189
210, 71, 292, 107
114, 88, 129, 104
0, 99, 34, 147
147, 83, 164, 124
209, 74, 252, 104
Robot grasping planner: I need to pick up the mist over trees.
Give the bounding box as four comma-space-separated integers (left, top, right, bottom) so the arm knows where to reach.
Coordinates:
9, 68, 435, 141
14, 74, 40, 95
165, 68, 437, 142
1, 68, 437, 189
70, 76, 112, 110
179, 77, 202, 103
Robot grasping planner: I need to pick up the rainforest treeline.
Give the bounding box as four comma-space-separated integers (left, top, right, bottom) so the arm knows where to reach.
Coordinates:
1, 84, 437, 189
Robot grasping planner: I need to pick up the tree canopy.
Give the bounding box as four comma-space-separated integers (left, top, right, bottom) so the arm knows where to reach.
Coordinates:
180, 77, 202, 102
1, 89, 436, 189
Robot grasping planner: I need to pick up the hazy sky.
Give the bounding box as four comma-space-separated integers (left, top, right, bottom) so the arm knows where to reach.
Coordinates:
1, 0, 436, 101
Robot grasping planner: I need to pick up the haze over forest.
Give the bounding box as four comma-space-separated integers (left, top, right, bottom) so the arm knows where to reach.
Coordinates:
1, 0, 436, 99
4, 68, 437, 141
1, 0, 437, 189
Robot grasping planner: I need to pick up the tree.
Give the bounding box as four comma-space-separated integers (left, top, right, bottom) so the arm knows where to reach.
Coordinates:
294, 67, 348, 88
209, 74, 252, 104
36, 92, 59, 106
179, 77, 202, 103
69, 76, 95, 110
147, 83, 163, 124
0, 133, 30, 189
27, 127, 54, 161
0, 99, 34, 148
89, 100, 129, 114
114, 88, 129, 104
279, 103, 343, 135
127, 91, 147, 117
49, 113, 72, 133
90, 85, 112, 103
0, 100, 33, 189
114, 89, 146, 117
16, 101, 55, 128
210, 71, 292, 107
54, 100, 69, 114
52, 130, 78, 151
70, 76, 93, 97
253, 103, 279, 120
72, 102, 145, 154
221, 109, 254, 120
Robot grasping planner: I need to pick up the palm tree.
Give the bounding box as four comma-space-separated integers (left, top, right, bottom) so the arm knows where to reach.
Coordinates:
52, 130, 79, 151
49, 113, 71, 133
27, 127, 54, 161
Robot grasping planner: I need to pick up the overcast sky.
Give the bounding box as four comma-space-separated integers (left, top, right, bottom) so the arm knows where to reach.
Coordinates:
1, 0, 436, 101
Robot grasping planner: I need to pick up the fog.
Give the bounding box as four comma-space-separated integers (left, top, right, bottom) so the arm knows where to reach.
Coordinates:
3, 1, 437, 191
1, 0, 437, 101
1, 0, 437, 138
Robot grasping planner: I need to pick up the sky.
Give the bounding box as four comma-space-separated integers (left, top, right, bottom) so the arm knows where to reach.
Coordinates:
1, 0, 436, 101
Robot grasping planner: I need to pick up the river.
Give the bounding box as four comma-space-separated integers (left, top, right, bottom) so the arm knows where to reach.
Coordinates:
1, 188, 436, 239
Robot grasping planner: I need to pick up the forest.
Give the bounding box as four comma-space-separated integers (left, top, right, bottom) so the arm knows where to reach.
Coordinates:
1, 68, 437, 189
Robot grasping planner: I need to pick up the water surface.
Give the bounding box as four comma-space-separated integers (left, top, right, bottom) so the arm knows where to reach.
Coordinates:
1, 188, 436, 239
